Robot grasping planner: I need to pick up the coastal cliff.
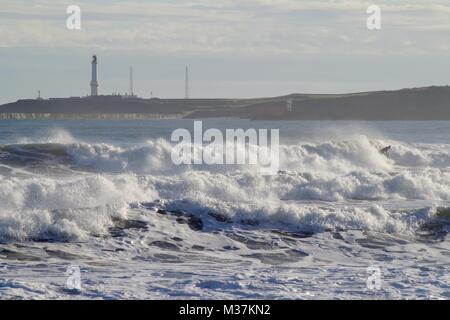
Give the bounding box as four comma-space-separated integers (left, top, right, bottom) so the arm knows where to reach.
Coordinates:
1, 86, 450, 120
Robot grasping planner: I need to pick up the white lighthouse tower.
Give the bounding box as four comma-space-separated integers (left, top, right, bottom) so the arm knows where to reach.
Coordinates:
90, 55, 98, 96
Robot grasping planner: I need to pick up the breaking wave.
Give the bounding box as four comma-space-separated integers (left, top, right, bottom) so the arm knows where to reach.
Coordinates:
0, 133, 449, 242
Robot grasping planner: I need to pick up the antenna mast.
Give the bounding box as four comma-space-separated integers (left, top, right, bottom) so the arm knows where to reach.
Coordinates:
129, 66, 134, 96
185, 66, 189, 99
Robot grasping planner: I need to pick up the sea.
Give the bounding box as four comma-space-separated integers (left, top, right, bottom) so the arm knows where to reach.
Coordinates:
0, 119, 449, 299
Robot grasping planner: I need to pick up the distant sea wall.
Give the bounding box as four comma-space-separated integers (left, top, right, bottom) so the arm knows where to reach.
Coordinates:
0, 113, 184, 120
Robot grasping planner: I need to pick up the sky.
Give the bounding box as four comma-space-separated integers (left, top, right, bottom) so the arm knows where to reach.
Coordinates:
1, 0, 450, 104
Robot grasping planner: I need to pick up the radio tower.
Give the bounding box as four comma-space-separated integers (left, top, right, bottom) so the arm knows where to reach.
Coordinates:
129, 66, 134, 97
185, 66, 189, 99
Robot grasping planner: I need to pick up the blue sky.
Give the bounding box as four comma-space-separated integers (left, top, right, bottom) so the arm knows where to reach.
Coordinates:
1, 0, 450, 104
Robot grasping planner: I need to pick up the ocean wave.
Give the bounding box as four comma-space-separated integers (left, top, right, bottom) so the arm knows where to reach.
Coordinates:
0, 134, 449, 241
3, 134, 448, 173
2, 136, 450, 201
0, 174, 157, 242
0, 169, 448, 242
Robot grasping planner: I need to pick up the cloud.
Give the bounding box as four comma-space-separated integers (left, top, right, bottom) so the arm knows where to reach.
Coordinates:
0, 0, 449, 57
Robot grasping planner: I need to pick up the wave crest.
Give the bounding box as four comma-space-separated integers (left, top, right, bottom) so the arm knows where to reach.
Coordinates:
1, 134, 449, 241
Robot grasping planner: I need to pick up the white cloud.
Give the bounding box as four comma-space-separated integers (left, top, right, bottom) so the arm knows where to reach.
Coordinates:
0, 0, 449, 56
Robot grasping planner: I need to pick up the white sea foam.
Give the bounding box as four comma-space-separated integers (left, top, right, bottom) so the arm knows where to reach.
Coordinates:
0, 174, 157, 241
61, 135, 393, 174
0, 133, 449, 241
16, 127, 78, 144
1, 124, 449, 299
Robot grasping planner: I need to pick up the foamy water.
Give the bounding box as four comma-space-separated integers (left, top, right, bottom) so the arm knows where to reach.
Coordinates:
0, 120, 449, 299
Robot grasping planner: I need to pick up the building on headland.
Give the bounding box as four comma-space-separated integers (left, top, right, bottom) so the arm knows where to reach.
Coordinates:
286, 98, 293, 113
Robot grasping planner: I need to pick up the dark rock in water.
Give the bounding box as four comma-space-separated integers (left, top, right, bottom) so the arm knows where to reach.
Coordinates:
187, 214, 203, 231
240, 219, 260, 226
417, 220, 448, 242
167, 210, 203, 231
332, 232, 345, 241
140, 202, 158, 210
222, 245, 240, 251
156, 208, 204, 231
108, 218, 149, 237
30, 237, 59, 243
169, 210, 184, 217
436, 207, 450, 218
225, 232, 275, 250
208, 212, 231, 223
270, 230, 314, 239
176, 218, 186, 224
192, 245, 205, 251
285, 249, 309, 258
108, 227, 126, 238
102, 248, 125, 253
149, 240, 180, 251
416, 230, 447, 242
157, 209, 168, 215
112, 218, 148, 230
172, 237, 183, 242
62, 288, 82, 295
